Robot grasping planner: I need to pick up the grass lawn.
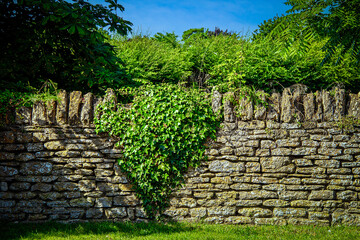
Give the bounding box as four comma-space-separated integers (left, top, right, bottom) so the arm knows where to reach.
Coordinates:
1, 221, 359, 240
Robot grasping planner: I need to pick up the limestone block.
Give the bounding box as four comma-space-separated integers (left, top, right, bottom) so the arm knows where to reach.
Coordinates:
267, 93, 281, 121
113, 195, 138, 207
332, 211, 360, 225
334, 88, 346, 121
9, 182, 31, 191
314, 160, 340, 168
15, 106, 32, 125
322, 90, 334, 121
212, 90, 222, 115
263, 199, 290, 207
105, 207, 127, 218
237, 93, 253, 121
20, 162, 52, 175
70, 198, 94, 208
235, 147, 254, 156
68, 91, 82, 125
32, 101, 47, 125
208, 160, 244, 173
314, 91, 323, 121
281, 88, 294, 123
95, 197, 112, 208
254, 217, 287, 225
309, 190, 334, 200
348, 92, 360, 118
303, 93, 315, 121
279, 191, 308, 201
337, 191, 357, 201
238, 208, 272, 218
31, 183, 52, 192
245, 162, 261, 173
274, 208, 307, 218
224, 93, 235, 122
230, 183, 260, 191
260, 156, 290, 170
46, 99, 57, 124
54, 182, 79, 192
56, 90, 68, 124
16, 153, 35, 161
254, 90, 267, 120
238, 190, 278, 200
208, 206, 236, 216
80, 92, 94, 126
86, 208, 103, 219
190, 208, 207, 218
44, 141, 66, 150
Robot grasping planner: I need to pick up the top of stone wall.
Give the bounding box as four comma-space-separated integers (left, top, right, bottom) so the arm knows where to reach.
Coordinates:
9, 87, 360, 126
214, 86, 360, 123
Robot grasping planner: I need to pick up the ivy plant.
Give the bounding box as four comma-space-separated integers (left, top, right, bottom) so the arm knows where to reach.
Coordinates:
95, 84, 220, 219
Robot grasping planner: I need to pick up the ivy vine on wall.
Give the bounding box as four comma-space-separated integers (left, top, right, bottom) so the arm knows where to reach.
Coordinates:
94, 84, 220, 219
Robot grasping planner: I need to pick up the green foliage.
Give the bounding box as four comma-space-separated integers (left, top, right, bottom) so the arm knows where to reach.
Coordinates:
110, 36, 192, 84
0, 0, 132, 93
95, 84, 220, 219
247, 29, 360, 92
266, 0, 360, 65
183, 33, 245, 91
152, 32, 180, 48
0, 80, 59, 125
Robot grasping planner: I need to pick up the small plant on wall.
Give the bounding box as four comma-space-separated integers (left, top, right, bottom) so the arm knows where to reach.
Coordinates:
94, 84, 220, 219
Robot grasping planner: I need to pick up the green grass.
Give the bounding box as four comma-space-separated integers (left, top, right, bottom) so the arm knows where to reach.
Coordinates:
1, 221, 359, 240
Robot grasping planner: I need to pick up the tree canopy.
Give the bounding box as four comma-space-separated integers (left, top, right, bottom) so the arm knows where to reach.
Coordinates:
264, 0, 360, 65
0, 0, 132, 93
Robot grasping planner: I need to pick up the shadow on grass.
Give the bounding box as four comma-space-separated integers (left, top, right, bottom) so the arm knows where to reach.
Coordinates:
1, 220, 197, 240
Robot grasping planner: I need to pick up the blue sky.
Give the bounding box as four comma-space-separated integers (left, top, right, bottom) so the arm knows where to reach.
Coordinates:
89, 0, 291, 37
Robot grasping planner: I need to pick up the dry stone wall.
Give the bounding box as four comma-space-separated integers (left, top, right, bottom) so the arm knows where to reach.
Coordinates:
1, 87, 360, 225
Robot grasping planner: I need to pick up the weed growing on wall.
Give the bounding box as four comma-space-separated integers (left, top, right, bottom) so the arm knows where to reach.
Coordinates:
95, 84, 220, 219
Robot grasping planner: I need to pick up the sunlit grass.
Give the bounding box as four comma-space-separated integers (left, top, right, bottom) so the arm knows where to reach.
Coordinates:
1, 221, 359, 240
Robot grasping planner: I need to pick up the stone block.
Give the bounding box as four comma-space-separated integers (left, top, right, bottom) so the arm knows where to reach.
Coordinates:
95, 197, 112, 208
260, 156, 290, 170
190, 208, 207, 218
44, 141, 65, 150
209, 160, 244, 173
70, 198, 94, 208
105, 207, 127, 219
322, 90, 334, 121
348, 92, 360, 118
309, 190, 334, 200
86, 208, 103, 219
31, 183, 52, 192
274, 208, 307, 218
267, 93, 281, 121
337, 191, 357, 201
32, 101, 47, 125
208, 206, 236, 216
279, 191, 308, 201
255, 217, 287, 225
281, 88, 294, 123
113, 195, 138, 207
263, 199, 290, 207
238, 190, 277, 200
56, 90, 68, 124
238, 208, 272, 218
238, 94, 253, 121
15, 106, 32, 125
245, 162, 261, 173
20, 162, 52, 175
314, 160, 340, 168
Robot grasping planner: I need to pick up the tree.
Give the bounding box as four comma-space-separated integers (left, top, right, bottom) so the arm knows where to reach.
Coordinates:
266, 0, 360, 65
0, 0, 132, 92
